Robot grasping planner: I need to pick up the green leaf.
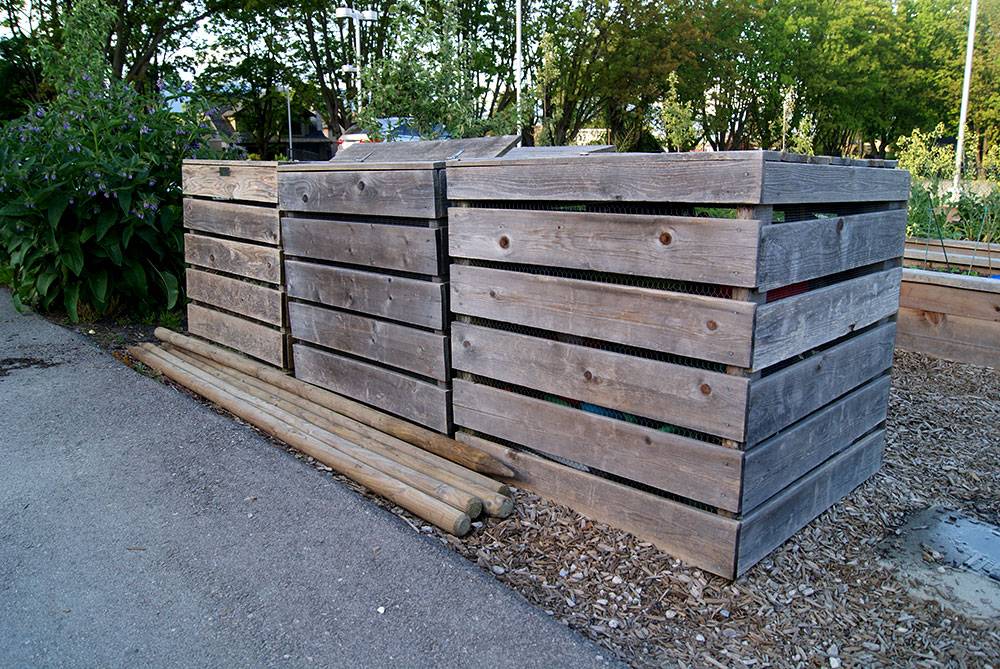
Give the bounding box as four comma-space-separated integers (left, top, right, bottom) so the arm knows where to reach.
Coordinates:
122, 223, 134, 249
118, 189, 132, 215
48, 193, 71, 229
122, 259, 147, 295
36, 271, 57, 298
87, 269, 108, 305
60, 233, 84, 276
153, 267, 179, 310
95, 209, 117, 241
63, 282, 80, 322
79, 225, 96, 243
102, 237, 123, 266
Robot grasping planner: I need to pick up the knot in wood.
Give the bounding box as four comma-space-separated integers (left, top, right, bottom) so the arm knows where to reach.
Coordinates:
583, 370, 593, 381
699, 383, 712, 396
706, 319, 718, 331
356, 180, 366, 191
659, 231, 673, 246
498, 235, 510, 249
301, 193, 309, 203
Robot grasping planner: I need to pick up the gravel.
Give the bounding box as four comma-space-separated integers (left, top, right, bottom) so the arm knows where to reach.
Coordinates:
138, 349, 1000, 667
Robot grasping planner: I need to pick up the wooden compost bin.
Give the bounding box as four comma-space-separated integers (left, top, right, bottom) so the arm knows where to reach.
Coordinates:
276, 161, 452, 432
897, 268, 1000, 367
180, 160, 290, 369
445, 150, 910, 578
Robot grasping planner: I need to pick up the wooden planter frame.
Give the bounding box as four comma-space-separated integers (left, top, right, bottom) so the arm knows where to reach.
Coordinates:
445, 150, 910, 577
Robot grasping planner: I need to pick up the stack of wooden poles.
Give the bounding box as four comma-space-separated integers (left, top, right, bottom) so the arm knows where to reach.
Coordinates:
129, 328, 515, 536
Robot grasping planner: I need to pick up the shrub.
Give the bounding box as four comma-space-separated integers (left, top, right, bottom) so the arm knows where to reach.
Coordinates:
0, 0, 224, 321
907, 180, 1000, 243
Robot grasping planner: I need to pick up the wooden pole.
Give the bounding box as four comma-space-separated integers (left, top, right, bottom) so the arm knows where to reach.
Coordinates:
154, 328, 514, 479
130, 345, 473, 535
169, 347, 513, 518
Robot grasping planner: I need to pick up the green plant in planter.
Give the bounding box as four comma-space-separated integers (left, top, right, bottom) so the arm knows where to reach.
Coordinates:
0, 0, 226, 321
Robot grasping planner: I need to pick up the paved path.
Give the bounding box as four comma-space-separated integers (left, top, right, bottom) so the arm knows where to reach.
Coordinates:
0, 295, 614, 669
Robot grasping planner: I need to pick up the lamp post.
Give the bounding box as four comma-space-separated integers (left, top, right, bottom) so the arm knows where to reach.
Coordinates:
514, 0, 523, 140
953, 0, 978, 194
336, 6, 379, 113
277, 85, 293, 160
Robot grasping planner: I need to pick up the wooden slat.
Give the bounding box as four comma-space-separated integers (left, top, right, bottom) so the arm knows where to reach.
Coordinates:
183, 198, 279, 244
186, 268, 283, 326
451, 322, 749, 441
903, 246, 999, 274
277, 168, 443, 218
752, 268, 901, 369
737, 429, 885, 575
293, 344, 450, 432
284, 260, 445, 330
901, 267, 1000, 294
187, 304, 284, 367
452, 379, 742, 511
760, 162, 910, 204
907, 236, 1000, 253
900, 274, 1000, 322
745, 321, 896, 446
182, 162, 277, 203
282, 217, 442, 275
501, 145, 615, 158
757, 209, 907, 291
446, 154, 764, 203
333, 135, 519, 162
451, 264, 756, 366
456, 431, 740, 578
741, 375, 890, 512
289, 302, 448, 381
448, 207, 761, 286
184, 234, 281, 284
896, 307, 1000, 368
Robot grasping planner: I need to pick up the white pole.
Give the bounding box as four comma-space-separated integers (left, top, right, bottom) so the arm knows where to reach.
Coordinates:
353, 12, 363, 113
514, 0, 522, 133
953, 0, 978, 192
285, 88, 294, 160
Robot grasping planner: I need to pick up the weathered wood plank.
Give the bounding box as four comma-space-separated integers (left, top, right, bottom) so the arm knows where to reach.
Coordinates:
456, 431, 740, 578
277, 168, 443, 218
741, 375, 890, 512
896, 307, 1000, 368
284, 260, 445, 329
452, 379, 743, 511
903, 247, 999, 274
289, 302, 448, 381
282, 217, 442, 275
293, 344, 450, 432
184, 234, 281, 284
900, 273, 1000, 322
447, 207, 761, 286
901, 267, 1000, 295
737, 429, 885, 575
451, 322, 749, 441
187, 303, 285, 367
446, 155, 764, 203
501, 145, 615, 158
182, 161, 277, 203
333, 135, 519, 162
451, 264, 756, 366
752, 268, 902, 369
183, 198, 280, 244
760, 162, 910, 204
186, 268, 283, 325
757, 209, 907, 291
745, 321, 896, 445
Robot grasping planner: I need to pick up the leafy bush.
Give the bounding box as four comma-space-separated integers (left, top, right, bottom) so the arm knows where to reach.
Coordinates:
907, 180, 1000, 243
0, 0, 223, 321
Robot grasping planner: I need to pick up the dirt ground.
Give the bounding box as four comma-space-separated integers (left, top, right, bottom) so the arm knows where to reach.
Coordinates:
113, 325, 999, 667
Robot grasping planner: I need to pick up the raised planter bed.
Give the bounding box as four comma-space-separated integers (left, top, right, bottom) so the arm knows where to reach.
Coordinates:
897, 268, 1000, 367
905, 237, 1000, 276
181, 160, 290, 369
445, 150, 910, 577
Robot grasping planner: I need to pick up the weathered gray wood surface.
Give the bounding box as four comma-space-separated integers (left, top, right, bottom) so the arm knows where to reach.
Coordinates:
456, 431, 740, 577
900, 270, 1000, 320
333, 135, 518, 162
448, 207, 761, 286
501, 145, 615, 159
182, 161, 278, 203
745, 321, 896, 445
187, 303, 285, 367
289, 302, 448, 380
757, 209, 907, 291
451, 322, 749, 440
451, 264, 756, 366
741, 375, 890, 511
186, 268, 283, 326
896, 307, 1000, 368
760, 162, 910, 204
901, 267, 1000, 294
183, 198, 280, 244
737, 429, 884, 574
452, 379, 742, 511
752, 268, 902, 369
293, 344, 450, 432
278, 167, 443, 218
282, 217, 442, 275
284, 260, 446, 329
184, 234, 281, 284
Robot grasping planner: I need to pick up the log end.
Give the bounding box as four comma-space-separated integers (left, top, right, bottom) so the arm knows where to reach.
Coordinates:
452, 513, 472, 537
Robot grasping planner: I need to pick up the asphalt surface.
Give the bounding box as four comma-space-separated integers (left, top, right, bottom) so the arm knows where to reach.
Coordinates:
0, 294, 615, 669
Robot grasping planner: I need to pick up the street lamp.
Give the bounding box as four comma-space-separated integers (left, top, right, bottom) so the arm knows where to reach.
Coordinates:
277, 85, 293, 160
336, 6, 379, 113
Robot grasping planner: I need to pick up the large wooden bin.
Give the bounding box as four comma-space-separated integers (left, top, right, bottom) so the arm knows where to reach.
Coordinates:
445, 151, 910, 577
181, 160, 290, 369
277, 161, 452, 432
